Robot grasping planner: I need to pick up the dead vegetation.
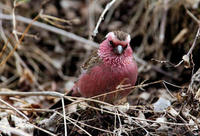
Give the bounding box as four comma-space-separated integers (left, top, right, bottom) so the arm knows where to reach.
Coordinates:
0, 0, 200, 136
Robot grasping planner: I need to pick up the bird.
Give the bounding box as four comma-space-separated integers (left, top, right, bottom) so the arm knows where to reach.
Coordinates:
51, 31, 138, 108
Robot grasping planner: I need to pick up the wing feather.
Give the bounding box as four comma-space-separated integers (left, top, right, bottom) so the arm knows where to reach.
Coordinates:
81, 49, 102, 73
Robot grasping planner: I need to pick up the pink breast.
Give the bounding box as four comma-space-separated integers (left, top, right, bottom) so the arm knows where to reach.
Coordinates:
72, 62, 137, 102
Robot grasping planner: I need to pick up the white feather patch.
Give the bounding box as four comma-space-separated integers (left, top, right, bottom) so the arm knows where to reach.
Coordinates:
126, 34, 131, 42
106, 32, 115, 39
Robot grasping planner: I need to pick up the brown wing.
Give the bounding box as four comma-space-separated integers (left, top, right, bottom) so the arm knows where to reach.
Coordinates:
81, 49, 102, 72
50, 50, 102, 109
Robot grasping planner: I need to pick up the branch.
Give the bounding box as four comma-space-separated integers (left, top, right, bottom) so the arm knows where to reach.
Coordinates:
0, 13, 98, 48
175, 26, 200, 67
0, 90, 64, 98
0, 98, 29, 120
175, 9, 200, 67
92, 0, 117, 38
61, 98, 67, 136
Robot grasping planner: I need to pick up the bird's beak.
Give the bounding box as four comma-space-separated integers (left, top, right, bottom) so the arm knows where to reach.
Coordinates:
114, 45, 123, 55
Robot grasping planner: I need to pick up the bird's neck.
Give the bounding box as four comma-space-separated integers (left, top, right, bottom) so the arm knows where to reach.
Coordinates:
98, 47, 133, 68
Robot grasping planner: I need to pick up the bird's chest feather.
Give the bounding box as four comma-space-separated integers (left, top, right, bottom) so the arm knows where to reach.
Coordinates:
98, 64, 131, 85
78, 61, 137, 98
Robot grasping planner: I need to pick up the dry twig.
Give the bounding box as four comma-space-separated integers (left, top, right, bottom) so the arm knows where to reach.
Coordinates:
0, 12, 40, 67
0, 98, 29, 120
92, 0, 117, 38
0, 13, 98, 47
175, 9, 200, 67
61, 97, 67, 136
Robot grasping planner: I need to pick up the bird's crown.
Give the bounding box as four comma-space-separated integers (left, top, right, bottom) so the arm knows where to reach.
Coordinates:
106, 31, 130, 42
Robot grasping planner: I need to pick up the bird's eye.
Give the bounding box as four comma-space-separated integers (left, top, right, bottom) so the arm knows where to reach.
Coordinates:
109, 41, 114, 46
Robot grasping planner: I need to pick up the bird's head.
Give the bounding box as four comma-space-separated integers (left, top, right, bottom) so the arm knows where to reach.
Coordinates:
98, 31, 133, 66
105, 31, 131, 55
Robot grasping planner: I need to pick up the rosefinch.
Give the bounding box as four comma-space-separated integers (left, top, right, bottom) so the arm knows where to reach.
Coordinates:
51, 31, 138, 108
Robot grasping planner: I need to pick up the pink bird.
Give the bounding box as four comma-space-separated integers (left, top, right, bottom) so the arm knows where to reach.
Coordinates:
51, 31, 137, 108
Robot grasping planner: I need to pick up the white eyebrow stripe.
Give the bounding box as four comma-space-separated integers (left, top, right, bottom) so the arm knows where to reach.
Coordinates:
106, 32, 116, 39
126, 34, 131, 42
